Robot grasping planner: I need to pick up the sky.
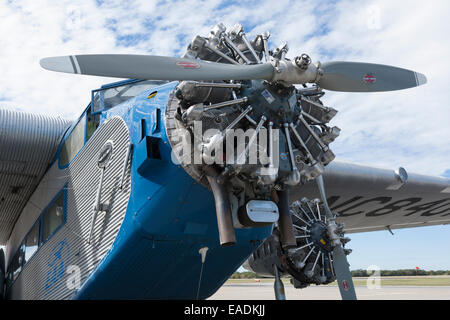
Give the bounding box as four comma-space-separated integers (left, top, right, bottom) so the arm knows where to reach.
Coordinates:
1, 0, 450, 270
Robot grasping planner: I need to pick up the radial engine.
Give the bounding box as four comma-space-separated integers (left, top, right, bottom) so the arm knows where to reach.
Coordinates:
166, 23, 340, 248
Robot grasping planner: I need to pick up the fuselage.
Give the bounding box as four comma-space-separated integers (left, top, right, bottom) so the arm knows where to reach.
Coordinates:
4, 79, 272, 299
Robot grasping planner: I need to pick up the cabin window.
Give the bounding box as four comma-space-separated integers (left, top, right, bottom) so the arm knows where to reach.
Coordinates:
24, 221, 40, 263
87, 111, 100, 141
42, 193, 65, 243
10, 244, 25, 282
6, 188, 66, 288
91, 79, 168, 113
60, 115, 86, 166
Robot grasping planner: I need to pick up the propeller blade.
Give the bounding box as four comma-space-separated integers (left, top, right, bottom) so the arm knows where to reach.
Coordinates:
332, 245, 357, 300
318, 61, 427, 92
316, 175, 357, 300
40, 54, 274, 81
273, 265, 286, 300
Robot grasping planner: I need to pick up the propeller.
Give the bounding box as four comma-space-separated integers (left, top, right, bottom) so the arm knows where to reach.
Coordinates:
318, 61, 427, 92
40, 54, 426, 93
316, 174, 357, 300
40, 54, 274, 81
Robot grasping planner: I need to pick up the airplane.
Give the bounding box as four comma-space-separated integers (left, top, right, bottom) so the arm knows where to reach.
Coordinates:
0, 22, 448, 300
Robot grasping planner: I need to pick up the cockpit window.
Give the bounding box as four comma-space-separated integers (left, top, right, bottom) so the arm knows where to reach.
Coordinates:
92, 80, 168, 113
60, 115, 86, 167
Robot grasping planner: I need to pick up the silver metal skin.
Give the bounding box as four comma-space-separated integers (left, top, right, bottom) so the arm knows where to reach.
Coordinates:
0, 109, 71, 244
119, 143, 132, 189
290, 160, 450, 234
6, 116, 131, 299
89, 167, 105, 244
89, 141, 114, 243
387, 167, 409, 190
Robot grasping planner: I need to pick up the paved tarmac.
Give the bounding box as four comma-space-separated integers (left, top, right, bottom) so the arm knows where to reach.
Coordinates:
209, 282, 450, 300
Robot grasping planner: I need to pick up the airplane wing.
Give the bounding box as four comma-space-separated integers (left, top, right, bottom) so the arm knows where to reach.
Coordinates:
290, 161, 450, 233
0, 109, 72, 244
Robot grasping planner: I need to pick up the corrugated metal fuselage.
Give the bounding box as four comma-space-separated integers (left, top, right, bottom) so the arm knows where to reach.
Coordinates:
5, 81, 272, 299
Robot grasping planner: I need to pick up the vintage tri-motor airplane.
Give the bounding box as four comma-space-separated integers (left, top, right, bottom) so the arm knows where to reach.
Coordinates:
1, 23, 448, 300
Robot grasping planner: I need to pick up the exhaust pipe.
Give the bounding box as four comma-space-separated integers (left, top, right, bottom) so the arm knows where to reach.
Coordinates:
203, 166, 236, 246
277, 188, 297, 249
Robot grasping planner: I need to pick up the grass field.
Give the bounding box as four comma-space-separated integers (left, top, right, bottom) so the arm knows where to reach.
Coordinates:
226, 275, 450, 286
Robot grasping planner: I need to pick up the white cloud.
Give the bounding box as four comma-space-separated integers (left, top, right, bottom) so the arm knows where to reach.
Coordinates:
0, 0, 449, 177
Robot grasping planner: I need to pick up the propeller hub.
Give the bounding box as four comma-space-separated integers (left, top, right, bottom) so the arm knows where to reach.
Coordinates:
308, 220, 334, 253
240, 80, 298, 127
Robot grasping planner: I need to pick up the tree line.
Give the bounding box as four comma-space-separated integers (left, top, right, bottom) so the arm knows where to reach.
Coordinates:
351, 269, 450, 277
230, 269, 450, 279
